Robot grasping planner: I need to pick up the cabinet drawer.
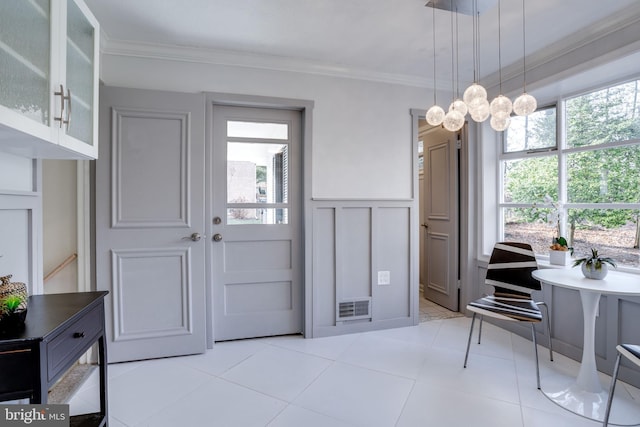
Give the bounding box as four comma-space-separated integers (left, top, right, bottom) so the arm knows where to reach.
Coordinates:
47, 305, 102, 383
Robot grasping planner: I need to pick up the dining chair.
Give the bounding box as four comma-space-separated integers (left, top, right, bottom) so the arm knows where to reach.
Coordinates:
603, 344, 640, 426
463, 242, 553, 389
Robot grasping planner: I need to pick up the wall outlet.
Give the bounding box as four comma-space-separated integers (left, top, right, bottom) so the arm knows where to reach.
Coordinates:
377, 270, 391, 285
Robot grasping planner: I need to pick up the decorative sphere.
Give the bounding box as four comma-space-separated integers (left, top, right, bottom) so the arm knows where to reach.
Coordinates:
490, 114, 511, 132
443, 110, 465, 132
426, 105, 445, 126
513, 92, 538, 116
489, 95, 513, 119
449, 99, 468, 117
468, 99, 490, 122
463, 83, 488, 107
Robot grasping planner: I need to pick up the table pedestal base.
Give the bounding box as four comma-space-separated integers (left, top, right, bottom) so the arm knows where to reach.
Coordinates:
543, 382, 640, 425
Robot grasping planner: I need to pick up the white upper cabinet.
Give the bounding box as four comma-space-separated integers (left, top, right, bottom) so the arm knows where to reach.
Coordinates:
0, 0, 99, 159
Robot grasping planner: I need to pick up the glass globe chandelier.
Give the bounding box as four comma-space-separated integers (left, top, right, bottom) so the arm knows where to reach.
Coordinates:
512, 0, 537, 116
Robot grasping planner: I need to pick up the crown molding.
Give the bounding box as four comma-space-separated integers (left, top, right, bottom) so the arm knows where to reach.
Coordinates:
100, 33, 433, 89
483, 3, 640, 94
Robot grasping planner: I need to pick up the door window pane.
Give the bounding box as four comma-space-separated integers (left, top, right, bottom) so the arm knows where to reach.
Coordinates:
227, 208, 288, 225
227, 142, 288, 204
227, 121, 288, 140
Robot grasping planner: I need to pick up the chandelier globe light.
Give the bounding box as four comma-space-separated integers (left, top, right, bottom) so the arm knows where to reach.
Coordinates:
449, 99, 468, 116
463, 84, 487, 109
443, 109, 465, 132
513, 0, 537, 116
470, 98, 490, 122
513, 92, 537, 116
489, 94, 512, 119
425, 2, 445, 126
490, 114, 511, 132
489, 0, 513, 131
426, 105, 446, 126
463, 0, 488, 119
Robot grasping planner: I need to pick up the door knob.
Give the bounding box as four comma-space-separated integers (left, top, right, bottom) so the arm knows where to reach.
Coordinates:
421, 223, 429, 229
183, 232, 202, 242
213, 233, 223, 242
213, 217, 222, 225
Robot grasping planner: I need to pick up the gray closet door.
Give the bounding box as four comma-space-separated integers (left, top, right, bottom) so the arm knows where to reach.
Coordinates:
210, 105, 302, 341
96, 87, 206, 362
422, 125, 460, 312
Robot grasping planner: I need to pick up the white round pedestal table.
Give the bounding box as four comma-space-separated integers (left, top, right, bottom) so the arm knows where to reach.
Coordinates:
532, 268, 640, 424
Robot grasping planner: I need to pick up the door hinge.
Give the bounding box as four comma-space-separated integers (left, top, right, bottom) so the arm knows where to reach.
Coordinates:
456, 139, 462, 149
457, 279, 461, 289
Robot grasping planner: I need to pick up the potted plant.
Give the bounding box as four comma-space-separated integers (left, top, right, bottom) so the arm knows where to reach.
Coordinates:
572, 248, 616, 280
0, 274, 28, 327
549, 236, 572, 265
0, 294, 27, 324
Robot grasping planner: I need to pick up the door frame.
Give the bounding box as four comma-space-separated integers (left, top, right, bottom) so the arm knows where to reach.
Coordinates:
410, 109, 471, 312
205, 93, 314, 347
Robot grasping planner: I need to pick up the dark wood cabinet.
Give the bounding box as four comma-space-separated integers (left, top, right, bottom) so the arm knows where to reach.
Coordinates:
0, 292, 108, 427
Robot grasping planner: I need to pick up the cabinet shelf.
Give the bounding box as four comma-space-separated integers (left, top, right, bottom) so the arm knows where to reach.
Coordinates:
0, 40, 47, 80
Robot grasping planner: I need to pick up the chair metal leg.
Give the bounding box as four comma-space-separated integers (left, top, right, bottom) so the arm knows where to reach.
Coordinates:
477, 314, 483, 344
531, 323, 541, 389
537, 301, 554, 362
603, 353, 622, 427
464, 313, 477, 368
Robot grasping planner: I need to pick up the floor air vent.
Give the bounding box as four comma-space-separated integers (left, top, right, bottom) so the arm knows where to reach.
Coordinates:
337, 298, 371, 321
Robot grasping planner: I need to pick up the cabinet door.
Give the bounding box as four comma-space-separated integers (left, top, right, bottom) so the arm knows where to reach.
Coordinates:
0, 0, 56, 144
57, 0, 99, 158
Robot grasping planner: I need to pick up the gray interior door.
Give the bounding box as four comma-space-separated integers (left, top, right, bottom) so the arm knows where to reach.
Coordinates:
210, 105, 302, 341
96, 86, 206, 363
422, 125, 459, 311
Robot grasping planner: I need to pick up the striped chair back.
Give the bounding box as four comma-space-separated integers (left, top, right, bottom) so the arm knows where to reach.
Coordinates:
486, 242, 540, 298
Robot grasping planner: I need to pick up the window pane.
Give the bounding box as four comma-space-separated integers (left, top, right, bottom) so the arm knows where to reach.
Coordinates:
227, 208, 288, 225
566, 80, 640, 148
503, 207, 555, 254
227, 121, 288, 140
227, 142, 288, 204
503, 156, 558, 203
567, 145, 640, 203
568, 208, 639, 268
505, 107, 556, 153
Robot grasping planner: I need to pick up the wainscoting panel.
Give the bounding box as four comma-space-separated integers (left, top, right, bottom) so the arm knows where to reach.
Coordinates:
312, 200, 416, 337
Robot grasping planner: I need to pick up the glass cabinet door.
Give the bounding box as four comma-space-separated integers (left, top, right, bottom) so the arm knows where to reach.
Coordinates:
65, 0, 95, 146
0, 0, 51, 125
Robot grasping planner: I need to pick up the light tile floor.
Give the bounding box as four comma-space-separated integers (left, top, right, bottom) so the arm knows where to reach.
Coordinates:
69, 311, 640, 426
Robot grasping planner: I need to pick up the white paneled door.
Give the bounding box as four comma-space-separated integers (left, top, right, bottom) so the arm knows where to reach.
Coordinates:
210, 105, 303, 341
96, 87, 206, 363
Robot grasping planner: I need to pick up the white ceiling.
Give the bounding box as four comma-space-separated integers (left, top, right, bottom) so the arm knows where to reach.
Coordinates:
85, 0, 640, 89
